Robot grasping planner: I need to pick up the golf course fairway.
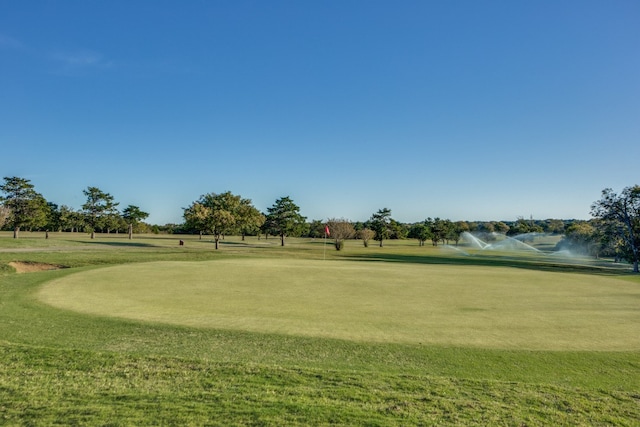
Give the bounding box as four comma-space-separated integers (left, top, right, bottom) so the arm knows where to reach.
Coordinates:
38, 258, 640, 351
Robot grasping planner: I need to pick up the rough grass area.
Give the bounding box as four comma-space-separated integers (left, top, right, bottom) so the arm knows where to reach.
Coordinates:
1, 343, 638, 426
1, 232, 639, 425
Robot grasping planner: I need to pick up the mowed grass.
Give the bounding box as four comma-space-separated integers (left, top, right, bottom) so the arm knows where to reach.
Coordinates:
39, 258, 640, 350
1, 232, 640, 425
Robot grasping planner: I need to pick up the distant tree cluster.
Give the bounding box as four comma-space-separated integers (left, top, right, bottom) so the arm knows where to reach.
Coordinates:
2, 176, 639, 271
0, 177, 148, 239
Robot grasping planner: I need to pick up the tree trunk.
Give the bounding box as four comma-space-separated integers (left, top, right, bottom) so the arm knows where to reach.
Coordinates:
634, 260, 639, 274
215, 234, 220, 250
280, 234, 285, 246
128, 223, 133, 240
91, 230, 95, 239
13, 226, 20, 239
379, 239, 383, 247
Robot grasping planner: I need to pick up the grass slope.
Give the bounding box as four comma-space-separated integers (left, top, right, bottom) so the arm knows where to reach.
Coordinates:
1, 232, 639, 425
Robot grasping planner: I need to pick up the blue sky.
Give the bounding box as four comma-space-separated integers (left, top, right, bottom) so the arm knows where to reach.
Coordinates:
1, 1, 638, 225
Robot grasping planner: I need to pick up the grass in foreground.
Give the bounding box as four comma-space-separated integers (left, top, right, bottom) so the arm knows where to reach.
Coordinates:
1, 343, 638, 426
1, 232, 639, 425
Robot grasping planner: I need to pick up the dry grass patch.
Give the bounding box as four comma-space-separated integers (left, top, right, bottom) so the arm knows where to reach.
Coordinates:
8, 261, 67, 273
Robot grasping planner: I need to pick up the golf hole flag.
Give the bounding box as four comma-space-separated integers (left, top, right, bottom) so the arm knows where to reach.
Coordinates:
325, 225, 330, 236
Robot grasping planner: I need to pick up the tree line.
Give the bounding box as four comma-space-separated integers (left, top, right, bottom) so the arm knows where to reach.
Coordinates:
0, 177, 149, 239
1, 177, 638, 272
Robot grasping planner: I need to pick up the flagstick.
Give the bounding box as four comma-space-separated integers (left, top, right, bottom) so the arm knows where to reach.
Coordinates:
323, 229, 326, 261
323, 225, 330, 261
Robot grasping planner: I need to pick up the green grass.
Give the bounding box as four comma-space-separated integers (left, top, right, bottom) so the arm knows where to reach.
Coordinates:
1, 232, 640, 425
38, 258, 640, 350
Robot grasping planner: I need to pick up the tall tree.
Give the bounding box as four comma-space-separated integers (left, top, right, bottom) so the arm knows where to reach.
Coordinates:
0, 176, 48, 238
81, 187, 119, 239
264, 196, 306, 246
370, 208, 392, 247
591, 186, 640, 273
183, 191, 260, 249
122, 205, 150, 239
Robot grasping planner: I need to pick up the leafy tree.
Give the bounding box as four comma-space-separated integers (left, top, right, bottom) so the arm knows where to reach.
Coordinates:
0, 205, 10, 229
81, 187, 119, 239
507, 217, 543, 236
426, 217, 451, 246
59, 205, 83, 232
326, 218, 355, 250
356, 228, 375, 247
389, 219, 409, 239
0, 176, 48, 238
408, 223, 431, 246
183, 202, 209, 239
370, 208, 392, 247
45, 203, 62, 232
544, 219, 566, 234
263, 196, 306, 246
477, 222, 495, 234
591, 186, 640, 273
307, 220, 326, 238
183, 191, 260, 249
103, 212, 124, 234
236, 202, 265, 240
557, 221, 598, 256
493, 221, 510, 234
122, 205, 149, 239
29, 194, 50, 232
445, 220, 463, 245
352, 221, 366, 233
452, 221, 470, 245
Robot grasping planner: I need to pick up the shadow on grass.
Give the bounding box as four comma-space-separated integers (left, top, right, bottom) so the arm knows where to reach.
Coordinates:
83, 241, 158, 248
340, 252, 631, 276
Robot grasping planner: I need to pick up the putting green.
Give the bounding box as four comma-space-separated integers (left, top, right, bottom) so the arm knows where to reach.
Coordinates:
38, 259, 640, 350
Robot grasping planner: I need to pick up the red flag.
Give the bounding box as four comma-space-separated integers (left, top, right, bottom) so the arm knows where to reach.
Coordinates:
325, 225, 330, 236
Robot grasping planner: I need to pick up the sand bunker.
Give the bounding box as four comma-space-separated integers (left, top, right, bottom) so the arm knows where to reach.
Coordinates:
8, 261, 66, 273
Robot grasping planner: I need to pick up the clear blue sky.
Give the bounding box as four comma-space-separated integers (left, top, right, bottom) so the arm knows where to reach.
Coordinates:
2, 1, 638, 225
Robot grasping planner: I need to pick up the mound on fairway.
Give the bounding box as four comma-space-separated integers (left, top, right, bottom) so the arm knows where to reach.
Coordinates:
38, 259, 640, 351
